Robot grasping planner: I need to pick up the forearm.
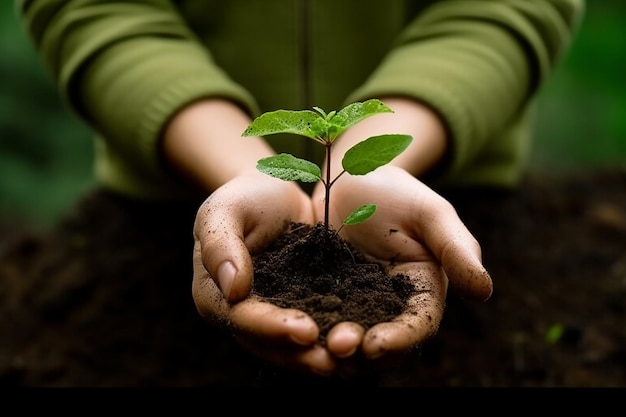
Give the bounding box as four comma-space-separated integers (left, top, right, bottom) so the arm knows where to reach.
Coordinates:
327, 97, 448, 180
346, 1, 584, 183
162, 99, 275, 193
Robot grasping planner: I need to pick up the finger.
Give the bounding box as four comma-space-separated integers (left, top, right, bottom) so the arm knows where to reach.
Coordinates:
193, 208, 253, 303
229, 298, 336, 376
192, 241, 231, 323
325, 321, 365, 358
361, 262, 446, 360
415, 194, 493, 301
235, 337, 336, 377
229, 297, 320, 346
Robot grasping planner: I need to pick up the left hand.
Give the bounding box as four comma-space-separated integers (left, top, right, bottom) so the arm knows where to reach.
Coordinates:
192, 171, 341, 376
311, 164, 492, 376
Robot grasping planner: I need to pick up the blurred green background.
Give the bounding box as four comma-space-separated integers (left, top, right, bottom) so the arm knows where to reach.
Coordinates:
1, 1, 625, 229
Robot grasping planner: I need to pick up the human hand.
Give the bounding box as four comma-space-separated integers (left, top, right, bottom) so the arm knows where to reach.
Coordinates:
192, 171, 346, 376
311, 164, 493, 375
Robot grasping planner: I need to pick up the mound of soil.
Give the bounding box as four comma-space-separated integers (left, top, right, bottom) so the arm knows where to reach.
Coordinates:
252, 222, 417, 343
1, 168, 625, 387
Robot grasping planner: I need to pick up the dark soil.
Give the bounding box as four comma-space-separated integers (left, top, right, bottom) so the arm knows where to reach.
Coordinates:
1, 168, 625, 387
252, 222, 416, 343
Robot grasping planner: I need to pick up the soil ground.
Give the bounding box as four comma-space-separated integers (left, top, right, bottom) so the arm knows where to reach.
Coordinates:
1, 168, 625, 387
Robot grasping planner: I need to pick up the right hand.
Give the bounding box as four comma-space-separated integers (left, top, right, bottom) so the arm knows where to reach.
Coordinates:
310, 165, 492, 375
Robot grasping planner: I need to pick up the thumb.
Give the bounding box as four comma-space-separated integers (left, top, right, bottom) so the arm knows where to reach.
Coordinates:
440, 238, 493, 301
193, 202, 255, 303
419, 198, 493, 301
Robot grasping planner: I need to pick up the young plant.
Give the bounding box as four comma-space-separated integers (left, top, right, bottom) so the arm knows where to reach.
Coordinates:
242, 99, 413, 231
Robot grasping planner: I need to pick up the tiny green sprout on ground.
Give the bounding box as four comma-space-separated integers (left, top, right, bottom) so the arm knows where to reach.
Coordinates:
546, 323, 564, 344
242, 99, 413, 231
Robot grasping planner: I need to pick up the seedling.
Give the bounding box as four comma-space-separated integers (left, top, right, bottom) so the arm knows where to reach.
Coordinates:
242, 99, 413, 231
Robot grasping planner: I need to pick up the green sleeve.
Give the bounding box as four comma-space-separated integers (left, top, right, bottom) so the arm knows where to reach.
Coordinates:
347, 0, 585, 184
17, 0, 258, 184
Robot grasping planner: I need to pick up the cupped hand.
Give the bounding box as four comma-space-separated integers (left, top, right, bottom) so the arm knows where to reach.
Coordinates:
312, 165, 493, 375
192, 171, 345, 376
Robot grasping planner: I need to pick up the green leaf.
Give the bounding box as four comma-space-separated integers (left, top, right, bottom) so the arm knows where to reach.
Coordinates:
242, 109, 324, 140
256, 154, 321, 183
342, 134, 413, 175
545, 324, 564, 344
327, 99, 394, 141
312, 106, 327, 118
343, 204, 376, 225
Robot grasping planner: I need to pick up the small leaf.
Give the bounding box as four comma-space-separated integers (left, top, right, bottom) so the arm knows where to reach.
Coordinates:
257, 154, 321, 183
310, 117, 332, 141
546, 324, 564, 344
342, 134, 413, 175
327, 99, 394, 141
313, 106, 327, 118
242, 109, 323, 140
343, 204, 376, 225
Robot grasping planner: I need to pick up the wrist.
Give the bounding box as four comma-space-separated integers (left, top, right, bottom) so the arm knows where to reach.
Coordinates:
162, 98, 275, 192
328, 97, 448, 178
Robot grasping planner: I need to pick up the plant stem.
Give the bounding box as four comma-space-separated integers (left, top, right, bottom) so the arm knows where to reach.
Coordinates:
324, 140, 332, 231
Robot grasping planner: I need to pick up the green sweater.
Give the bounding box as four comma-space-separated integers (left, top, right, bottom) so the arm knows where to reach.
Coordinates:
17, 0, 584, 199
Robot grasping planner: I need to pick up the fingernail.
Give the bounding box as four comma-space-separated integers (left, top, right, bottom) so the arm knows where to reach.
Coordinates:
334, 346, 358, 359
217, 261, 236, 299
289, 334, 312, 346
